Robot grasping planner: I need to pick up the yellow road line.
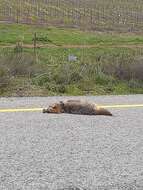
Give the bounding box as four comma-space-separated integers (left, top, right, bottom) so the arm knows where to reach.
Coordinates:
0, 104, 143, 113
0, 108, 43, 113
100, 104, 143, 108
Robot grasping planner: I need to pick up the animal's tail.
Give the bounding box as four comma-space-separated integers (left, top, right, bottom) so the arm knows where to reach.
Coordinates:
96, 107, 112, 116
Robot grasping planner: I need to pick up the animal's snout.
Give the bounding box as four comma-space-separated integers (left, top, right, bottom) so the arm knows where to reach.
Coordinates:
42, 106, 52, 113
42, 105, 57, 113
42, 108, 48, 113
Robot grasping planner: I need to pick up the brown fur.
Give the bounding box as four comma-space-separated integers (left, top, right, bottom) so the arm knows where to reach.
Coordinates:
43, 100, 112, 116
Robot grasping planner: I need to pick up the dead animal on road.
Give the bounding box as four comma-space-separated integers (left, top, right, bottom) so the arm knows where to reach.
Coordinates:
43, 99, 112, 116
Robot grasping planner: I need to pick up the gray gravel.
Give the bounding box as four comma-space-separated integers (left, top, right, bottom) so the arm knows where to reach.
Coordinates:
0, 95, 143, 190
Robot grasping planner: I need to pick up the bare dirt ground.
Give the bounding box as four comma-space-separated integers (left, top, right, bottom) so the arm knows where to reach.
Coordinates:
1, 44, 143, 49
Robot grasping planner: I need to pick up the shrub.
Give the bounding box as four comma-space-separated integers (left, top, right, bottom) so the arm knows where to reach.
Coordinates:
128, 79, 143, 89
0, 65, 10, 89
53, 63, 82, 85
65, 85, 83, 95
33, 73, 51, 86
130, 61, 143, 80
94, 72, 115, 85
45, 83, 66, 94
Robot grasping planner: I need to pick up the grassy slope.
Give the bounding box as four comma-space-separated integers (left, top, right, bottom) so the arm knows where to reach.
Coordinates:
0, 23, 143, 96
1, 23, 143, 46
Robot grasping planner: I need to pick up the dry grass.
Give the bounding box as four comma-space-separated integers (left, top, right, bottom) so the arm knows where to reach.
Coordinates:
0, 0, 143, 32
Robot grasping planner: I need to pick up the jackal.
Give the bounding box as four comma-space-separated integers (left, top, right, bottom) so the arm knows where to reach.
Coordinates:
43, 100, 112, 116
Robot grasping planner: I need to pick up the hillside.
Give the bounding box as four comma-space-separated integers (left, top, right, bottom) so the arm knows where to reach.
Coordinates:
0, 23, 143, 96
0, 0, 143, 32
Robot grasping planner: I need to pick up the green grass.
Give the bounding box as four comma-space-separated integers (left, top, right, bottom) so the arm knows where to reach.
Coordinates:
0, 23, 143, 96
1, 23, 143, 46
1, 45, 143, 96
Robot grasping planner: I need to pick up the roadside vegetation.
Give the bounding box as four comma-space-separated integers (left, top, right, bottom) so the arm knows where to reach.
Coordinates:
0, 23, 143, 96
0, 24, 143, 96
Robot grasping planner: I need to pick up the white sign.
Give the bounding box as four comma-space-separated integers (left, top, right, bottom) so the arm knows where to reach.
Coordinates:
68, 55, 77, 62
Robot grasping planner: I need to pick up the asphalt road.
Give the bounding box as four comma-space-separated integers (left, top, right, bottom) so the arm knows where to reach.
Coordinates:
0, 95, 143, 190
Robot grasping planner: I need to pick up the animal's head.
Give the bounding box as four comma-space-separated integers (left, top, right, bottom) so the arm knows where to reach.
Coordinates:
43, 103, 62, 113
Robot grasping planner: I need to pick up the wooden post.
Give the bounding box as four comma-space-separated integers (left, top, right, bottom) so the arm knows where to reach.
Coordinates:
33, 32, 37, 53
33, 32, 38, 63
